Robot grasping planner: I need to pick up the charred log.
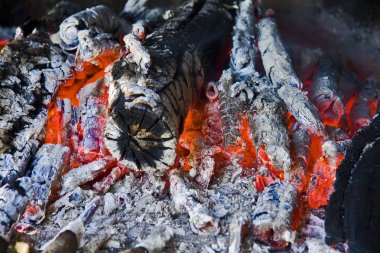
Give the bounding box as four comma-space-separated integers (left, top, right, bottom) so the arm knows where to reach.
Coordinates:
311, 56, 345, 127
104, 0, 233, 173
249, 90, 291, 171
257, 17, 324, 136
0, 3, 75, 186
218, 0, 257, 147
288, 127, 310, 184
326, 114, 380, 245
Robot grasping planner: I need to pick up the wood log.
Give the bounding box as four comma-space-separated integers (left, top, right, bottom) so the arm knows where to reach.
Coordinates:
18, 144, 69, 225
0, 177, 33, 250
249, 90, 291, 171
252, 181, 298, 249
310, 56, 345, 127
325, 114, 380, 245
0, 3, 76, 186
104, 0, 233, 173
342, 136, 380, 253
218, 0, 258, 147
257, 17, 325, 136
288, 127, 310, 184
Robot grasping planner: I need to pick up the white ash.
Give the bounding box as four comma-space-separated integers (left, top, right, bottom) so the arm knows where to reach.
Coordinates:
132, 225, 174, 253
123, 33, 151, 74
228, 212, 249, 253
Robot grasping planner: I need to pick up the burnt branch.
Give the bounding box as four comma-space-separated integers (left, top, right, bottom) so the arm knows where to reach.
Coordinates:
104, 0, 233, 173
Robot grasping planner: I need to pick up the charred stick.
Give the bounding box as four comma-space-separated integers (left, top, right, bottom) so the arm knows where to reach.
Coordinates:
249, 90, 291, 171
61, 157, 116, 195
0, 3, 75, 186
218, 0, 258, 147
92, 166, 129, 193
0, 177, 33, 249
257, 17, 325, 136
20, 144, 69, 225
252, 181, 298, 249
169, 170, 219, 235
288, 128, 311, 184
104, 0, 233, 173
228, 212, 250, 253
311, 56, 345, 127
349, 78, 380, 133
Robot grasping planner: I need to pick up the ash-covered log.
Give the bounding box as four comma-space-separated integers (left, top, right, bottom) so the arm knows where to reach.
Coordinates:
0, 177, 33, 251
228, 212, 250, 253
249, 90, 291, 171
218, 0, 257, 147
104, 0, 233, 173
0, 2, 76, 186
326, 114, 380, 247
288, 127, 310, 184
257, 17, 325, 136
252, 181, 298, 249
310, 56, 345, 127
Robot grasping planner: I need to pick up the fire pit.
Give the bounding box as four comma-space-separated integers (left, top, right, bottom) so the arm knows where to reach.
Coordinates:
0, 0, 379, 252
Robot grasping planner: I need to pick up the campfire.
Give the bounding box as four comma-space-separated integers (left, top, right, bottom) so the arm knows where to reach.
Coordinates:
0, 0, 379, 252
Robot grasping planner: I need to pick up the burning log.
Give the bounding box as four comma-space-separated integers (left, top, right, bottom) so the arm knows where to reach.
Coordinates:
249, 90, 291, 171
310, 56, 345, 127
326, 114, 380, 245
252, 181, 298, 249
0, 3, 75, 186
41, 196, 101, 253
104, 0, 233, 173
169, 170, 219, 235
349, 77, 380, 133
20, 144, 70, 225
218, 0, 257, 147
121, 225, 174, 253
0, 177, 33, 250
61, 157, 116, 195
228, 212, 250, 253
257, 17, 324, 136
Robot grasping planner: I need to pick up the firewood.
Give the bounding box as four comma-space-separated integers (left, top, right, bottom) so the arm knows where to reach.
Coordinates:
0, 177, 33, 250
257, 17, 325, 136
61, 157, 116, 195
169, 170, 219, 235
41, 196, 101, 253
0, 3, 75, 186
104, 0, 233, 173
228, 212, 250, 253
249, 90, 291, 171
325, 114, 380, 245
20, 144, 69, 225
252, 181, 298, 249
288, 128, 311, 183
349, 78, 380, 133
310, 56, 345, 127
218, 0, 258, 147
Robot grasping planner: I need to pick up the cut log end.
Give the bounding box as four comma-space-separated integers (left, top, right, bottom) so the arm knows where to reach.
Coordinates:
104, 103, 176, 173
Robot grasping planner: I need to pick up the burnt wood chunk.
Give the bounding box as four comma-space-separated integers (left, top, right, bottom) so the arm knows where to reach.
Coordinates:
0, 3, 75, 186
104, 0, 233, 173
311, 56, 345, 127
288, 128, 310, 183
252, 181, 298, 249
325, 114, 380, 245
0, 177, 33, 246
218, 0, 257, 147
228, 212, 250, 253
249, 90, 291, 171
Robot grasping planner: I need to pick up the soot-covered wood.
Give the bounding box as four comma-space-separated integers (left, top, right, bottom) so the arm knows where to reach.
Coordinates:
105, 0, 233, 173
325, 115, 380, 249
0, 2, 76, 186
